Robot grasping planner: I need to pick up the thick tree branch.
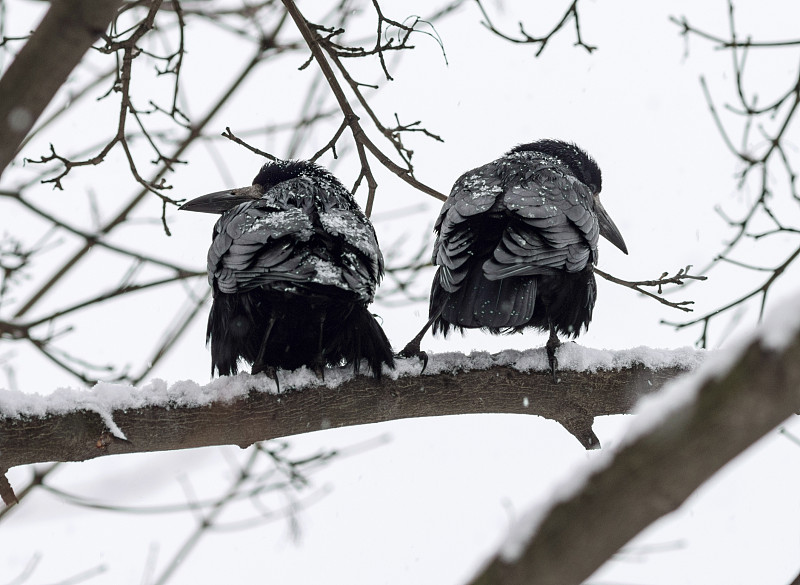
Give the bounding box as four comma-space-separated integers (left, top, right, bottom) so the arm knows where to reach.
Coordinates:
0, 348, 698, 506
469, 314, 800, 585
0, 0, 124, 179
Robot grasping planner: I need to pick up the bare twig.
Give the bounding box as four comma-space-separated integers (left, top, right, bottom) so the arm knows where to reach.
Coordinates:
282, 0, 447, 216
663, 244, 800, 345
667, 0, 800, 346
0, 0, 124, 178
221, 126, 279, 161
595, 266, 708, 313
476, 0, 596, 56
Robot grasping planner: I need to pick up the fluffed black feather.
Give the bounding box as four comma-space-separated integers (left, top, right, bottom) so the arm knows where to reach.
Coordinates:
184, 159, 394, 378
429, 139, 623, 341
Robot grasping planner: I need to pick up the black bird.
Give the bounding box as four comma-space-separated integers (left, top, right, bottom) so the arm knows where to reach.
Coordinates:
180, 159, 394, 380
399, 139, 628, 378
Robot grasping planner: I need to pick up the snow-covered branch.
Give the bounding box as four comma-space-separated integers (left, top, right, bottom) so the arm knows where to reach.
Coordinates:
0, 346, 699, 506
468, 297, 800, 585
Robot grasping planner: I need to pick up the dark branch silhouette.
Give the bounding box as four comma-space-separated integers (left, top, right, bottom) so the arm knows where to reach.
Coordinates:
595, 265, 708, 312
0, 0, 124, 178
0, 350, 697, 505
667, 0, 800, 347
476, 0, 596, 56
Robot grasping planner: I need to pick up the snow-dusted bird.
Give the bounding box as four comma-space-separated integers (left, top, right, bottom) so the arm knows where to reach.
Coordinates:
399, 139, 628, 379
181, 160, 393, 379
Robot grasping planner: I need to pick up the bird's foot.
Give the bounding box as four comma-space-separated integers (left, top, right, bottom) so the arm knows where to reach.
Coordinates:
547, 350, 559, 383
312, 362, 326, 381
252, 364, 280, 392
396, 340, 428, 374
545, 337, 562, 384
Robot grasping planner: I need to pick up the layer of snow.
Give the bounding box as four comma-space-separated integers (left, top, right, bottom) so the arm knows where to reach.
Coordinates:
499, 291, 800, 563
319, 210, 379, 260
0, 345, 702, 435
396, 344, 703, 378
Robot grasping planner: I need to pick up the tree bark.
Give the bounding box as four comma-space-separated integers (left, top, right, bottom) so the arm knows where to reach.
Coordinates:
0, 349, 696, 505
0, 0, 123, 178
468, 328, 800, 585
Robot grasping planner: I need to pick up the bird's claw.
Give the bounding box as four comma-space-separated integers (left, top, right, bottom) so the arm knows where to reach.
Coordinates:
252, 364, 280, 391
547, 351, 559, 383
545, 335, 561, 384
396, 342, 429, 374
416, 351, 429, 374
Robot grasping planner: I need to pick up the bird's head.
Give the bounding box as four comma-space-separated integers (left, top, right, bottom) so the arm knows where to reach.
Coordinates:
510, 139, 628, 255
179, 159, 329, 214
510, 139, 602, 193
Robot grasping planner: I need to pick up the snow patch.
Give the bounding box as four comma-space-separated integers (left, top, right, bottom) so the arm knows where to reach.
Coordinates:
309, 256, 346, 288
759, 292, 800, 351
391, 344, 704, 378
319, 210, 379, 261
498, 289, 800, 563
0, 367, 358, 425
1, 345, 704, 427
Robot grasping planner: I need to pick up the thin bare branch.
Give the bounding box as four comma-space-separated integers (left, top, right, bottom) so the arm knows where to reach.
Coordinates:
282, 0, 447, 213
476, 0, 596, 56
595, 266, 708, 313
667, 0, 800, 346
0, 0, 125, 178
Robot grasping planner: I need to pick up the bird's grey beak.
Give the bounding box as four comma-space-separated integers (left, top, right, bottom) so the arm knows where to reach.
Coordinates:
594, 196, 628, 255
179, 184, 264, 214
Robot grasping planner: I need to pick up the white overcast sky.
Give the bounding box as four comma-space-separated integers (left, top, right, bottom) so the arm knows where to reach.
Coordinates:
2, 1, 800, 584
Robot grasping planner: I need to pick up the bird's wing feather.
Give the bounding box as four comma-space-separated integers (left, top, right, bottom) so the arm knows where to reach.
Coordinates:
318, 207, 383, 300
208, 176, 381, 302
432, 163, 504, 292
483, 156, 600, 279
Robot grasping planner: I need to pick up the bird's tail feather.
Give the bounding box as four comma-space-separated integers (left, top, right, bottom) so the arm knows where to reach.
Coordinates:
328, 304, 394, 378
207, 293, 252, 376
432, 265, 537, 332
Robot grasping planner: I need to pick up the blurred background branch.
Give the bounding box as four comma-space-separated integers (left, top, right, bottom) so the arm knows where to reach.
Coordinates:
665, 0, 800, 347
